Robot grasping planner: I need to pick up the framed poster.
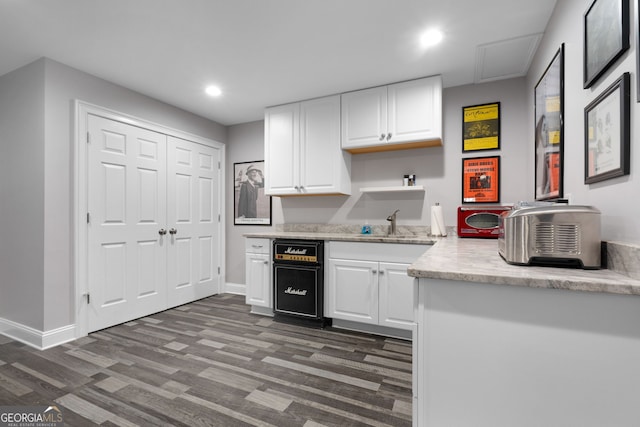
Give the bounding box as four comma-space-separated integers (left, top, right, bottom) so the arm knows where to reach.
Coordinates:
462, 156, 500, 204
234, 160, 271, 225
462, 102, 500, 152
636, 0, 640, 101
534, 44, 564, 201
584, 72, 630, 183
583, 0, 629, 89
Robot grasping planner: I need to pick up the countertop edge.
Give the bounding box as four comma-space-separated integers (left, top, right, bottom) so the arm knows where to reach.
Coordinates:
407, 237, 640, 296
243, 231, 438, 245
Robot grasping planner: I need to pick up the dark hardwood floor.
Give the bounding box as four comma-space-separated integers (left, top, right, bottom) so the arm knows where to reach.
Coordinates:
0, 294, 412, 426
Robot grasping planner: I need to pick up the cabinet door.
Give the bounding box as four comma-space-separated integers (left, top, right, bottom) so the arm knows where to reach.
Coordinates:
264, 103, 300, 195
378, 262, 415, 330
300, 95, 349, 195
387, 76, 442, 145
245, 253, 271, 307
328, 259, 378, 324
341, 86, 387, 149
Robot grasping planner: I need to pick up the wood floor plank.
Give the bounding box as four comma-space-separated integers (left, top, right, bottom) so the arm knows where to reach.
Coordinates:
0, 369, 33, 396
262, 356, 381, 391
0, 294, 412, 426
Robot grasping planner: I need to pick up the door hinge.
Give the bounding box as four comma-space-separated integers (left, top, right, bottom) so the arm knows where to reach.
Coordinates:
86, 212, 90, 224
86, 132, 91, 144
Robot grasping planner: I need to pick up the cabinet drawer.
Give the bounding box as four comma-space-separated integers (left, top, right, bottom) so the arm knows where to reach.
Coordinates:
328, 241, 428, 263
245, 238, 270, 254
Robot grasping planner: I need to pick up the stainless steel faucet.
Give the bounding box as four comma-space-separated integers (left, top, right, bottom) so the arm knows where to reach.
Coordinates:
386, 209, 400, 235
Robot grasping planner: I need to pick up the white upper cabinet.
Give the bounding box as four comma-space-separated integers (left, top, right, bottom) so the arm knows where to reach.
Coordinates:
341, 75, 442, 153
340, 86, 388, 148
264, 103, 299, 195
265, 95, 351, 196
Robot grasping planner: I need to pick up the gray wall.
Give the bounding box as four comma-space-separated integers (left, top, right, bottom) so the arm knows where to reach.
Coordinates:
226, 120, 273, 287
225, 77, 531, 284
0, 58, 227, 332
0, 60, 46, 329
527, 0, 640, 242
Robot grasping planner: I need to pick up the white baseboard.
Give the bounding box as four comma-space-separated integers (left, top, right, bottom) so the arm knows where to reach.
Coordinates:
330, 319, 412, 341
0, 317, 76, 350
249, 305, 274, 316
224, 282, 246, 295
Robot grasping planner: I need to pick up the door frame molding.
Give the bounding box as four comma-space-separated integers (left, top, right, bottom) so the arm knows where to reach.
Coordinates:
73, 100, 226, 338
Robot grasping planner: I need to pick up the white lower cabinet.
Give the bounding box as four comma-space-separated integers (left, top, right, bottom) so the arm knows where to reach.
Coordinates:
245, 238, 272, 311
378, 262, 416, 329
328, 259, 379, 324
326, 241, 427, 332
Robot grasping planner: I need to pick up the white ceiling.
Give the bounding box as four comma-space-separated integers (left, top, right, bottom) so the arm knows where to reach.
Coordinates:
0, 0, 557, 126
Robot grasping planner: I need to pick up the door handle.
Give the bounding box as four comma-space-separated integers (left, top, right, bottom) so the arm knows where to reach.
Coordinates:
159, 228, 167, 236
169, 228, 177, 235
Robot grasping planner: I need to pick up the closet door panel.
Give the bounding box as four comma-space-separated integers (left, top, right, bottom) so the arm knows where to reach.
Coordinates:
167, 136, 219, 306
87, 114, 167, 332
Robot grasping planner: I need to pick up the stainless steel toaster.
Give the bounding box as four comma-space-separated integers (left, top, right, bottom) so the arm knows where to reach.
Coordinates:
498, 205, 601, 269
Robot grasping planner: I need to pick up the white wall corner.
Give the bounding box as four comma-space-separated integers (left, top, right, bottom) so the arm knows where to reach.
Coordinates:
0, 317, 76, 350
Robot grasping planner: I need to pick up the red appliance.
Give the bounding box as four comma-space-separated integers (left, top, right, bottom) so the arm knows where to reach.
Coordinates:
457, 205, 512, 238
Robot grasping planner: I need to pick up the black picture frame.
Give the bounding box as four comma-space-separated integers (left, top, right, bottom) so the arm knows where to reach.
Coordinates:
636, 0, 640, 101
583, 0, 629, 89
534, 44, 564, 201
233, 160, 272, 225
462, 102, 501, 152
584, 72, 630, 184
461, 156, 500, 204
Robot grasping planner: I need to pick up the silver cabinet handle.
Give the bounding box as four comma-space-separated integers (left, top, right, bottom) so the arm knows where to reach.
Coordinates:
386, 133, 392, 140
252, 244, 263, 249
379, 134, 385, 141
169, 228, 177, 235
159, 229, 167, 236
379, 270, 385, 275
372, 269, 378, 274
263, 260, 269, 265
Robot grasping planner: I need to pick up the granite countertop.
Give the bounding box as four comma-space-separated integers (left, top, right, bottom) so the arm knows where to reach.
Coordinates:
408, 237, 640, 296
244, 230, 437, 245
244, 223, 439, 245
244, 224, 640, 296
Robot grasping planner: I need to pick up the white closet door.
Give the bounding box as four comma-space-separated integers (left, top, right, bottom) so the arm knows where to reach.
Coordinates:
166, 136, 220, 307
87, 114, 168, 332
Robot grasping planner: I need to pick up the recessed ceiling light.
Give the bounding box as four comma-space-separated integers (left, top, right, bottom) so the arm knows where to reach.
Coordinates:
420, 29, 443, 48
205, 85, 222, 97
